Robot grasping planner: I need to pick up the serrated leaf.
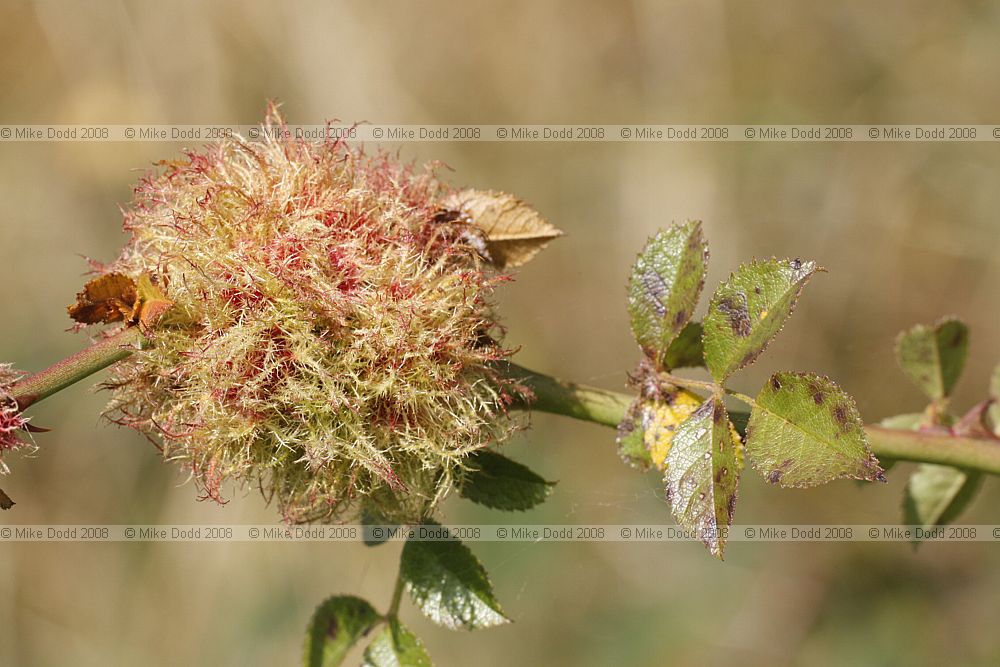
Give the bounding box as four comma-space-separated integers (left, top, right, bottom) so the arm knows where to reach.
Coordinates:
459, 450, 554, 511
443, 189, 562, 268
664, 397, 742, 558
895, 317, 969, 401
904, 464, 983, 538
304, 596, 380, 667
746, 372, 884, 487
626, 223, 709, 365
362, 621, 432, 667
988, 364, 1000, 437
702, 259, 820, 382
401, 521, 508, 630
663, 321, 705, 370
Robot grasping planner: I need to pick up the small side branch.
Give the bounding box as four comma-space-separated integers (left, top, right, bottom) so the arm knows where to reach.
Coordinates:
509, 364, 1000, 476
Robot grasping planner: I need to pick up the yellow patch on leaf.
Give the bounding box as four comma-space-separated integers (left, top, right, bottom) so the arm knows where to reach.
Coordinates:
644, 388, 744, 471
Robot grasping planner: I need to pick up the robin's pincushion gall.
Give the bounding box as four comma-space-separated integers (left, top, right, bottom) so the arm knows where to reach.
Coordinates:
87, 106, 560, 523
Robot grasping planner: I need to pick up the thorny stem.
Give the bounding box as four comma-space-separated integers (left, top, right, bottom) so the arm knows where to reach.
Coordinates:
6, 345, 1000, 476
8, 327, 146, 410
505, 364, 1000, 476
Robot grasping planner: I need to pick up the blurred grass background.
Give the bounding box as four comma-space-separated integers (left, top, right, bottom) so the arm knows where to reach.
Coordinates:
2, 1, 1000, 665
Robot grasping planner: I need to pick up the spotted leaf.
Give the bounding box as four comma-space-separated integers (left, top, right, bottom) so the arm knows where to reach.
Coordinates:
703, 259, 820, 382
664, 396, 742, 558
895, 317, 969, 402
627, 223, 708, 366
746, 372, 884, 487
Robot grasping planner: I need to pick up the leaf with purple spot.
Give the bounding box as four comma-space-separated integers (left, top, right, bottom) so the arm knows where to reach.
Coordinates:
745, 372, 884, 487
895, 317, 969, 402
627, 222, 709, 368
702, 259, 821, 382
663, 396, 742, 558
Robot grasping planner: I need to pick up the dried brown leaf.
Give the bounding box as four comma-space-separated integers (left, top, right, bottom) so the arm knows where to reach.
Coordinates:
443, 189, 562, 268
68, 272, 172, 329
67, 273, 137, 325
0, 487, 13, 510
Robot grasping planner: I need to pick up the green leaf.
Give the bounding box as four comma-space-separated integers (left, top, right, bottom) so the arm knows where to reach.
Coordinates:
702, 259, 820, 382
401, 521, 508, 630
894, 317, 969, 401
904, 464, 983, 538
627, 222, 709, 365
616, 398, 654, 469
459, 450, 554, 511
304, 596, 380, 667
662, 321, 705, 369
988, 364, 1000, 437
664, 397, 742, 559
362, 621, 432, 667
746, 372, 884, 487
